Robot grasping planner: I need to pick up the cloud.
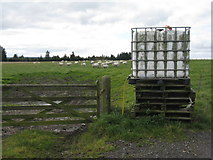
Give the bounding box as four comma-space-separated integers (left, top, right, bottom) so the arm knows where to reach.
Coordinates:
0, 0, 211, 59
131, 9, 170, 26
1, 2, 118, 29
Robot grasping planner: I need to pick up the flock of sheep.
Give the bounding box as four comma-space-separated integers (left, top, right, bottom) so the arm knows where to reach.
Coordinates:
54, 60, 128, 68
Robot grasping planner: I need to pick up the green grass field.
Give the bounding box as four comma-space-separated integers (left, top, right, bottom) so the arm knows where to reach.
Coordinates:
1, 60, 212, 158
2, 61, 135, 109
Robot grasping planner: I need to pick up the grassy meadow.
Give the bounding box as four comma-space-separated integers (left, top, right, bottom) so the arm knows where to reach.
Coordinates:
1, 60, 212, 158
1, 61, 135, 109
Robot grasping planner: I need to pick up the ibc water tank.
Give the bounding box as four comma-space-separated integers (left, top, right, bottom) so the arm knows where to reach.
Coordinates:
131, 27, 190, 78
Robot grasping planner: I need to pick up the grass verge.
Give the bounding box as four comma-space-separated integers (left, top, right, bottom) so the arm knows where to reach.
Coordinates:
69, 113, 186, 158
3, 130, 61, 158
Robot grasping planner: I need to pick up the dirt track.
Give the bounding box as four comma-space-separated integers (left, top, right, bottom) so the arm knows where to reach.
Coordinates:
103, 130, 212, 159
2, 125, 211, 159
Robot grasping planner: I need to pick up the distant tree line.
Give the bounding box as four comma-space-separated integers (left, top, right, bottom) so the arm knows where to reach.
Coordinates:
0, 46, 7, 61
0, 47, 131, 62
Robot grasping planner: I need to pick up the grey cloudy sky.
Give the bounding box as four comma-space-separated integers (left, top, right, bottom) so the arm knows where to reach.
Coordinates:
0, 0, 211, 59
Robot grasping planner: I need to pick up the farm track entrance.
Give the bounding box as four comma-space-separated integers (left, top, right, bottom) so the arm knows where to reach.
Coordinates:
2, 81, 102, 127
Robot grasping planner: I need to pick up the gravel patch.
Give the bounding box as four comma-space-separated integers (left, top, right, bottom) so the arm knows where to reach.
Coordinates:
2, 123, 87, 138
103, 130, 212, 159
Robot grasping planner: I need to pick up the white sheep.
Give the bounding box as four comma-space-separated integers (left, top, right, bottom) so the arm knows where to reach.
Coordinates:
59, 62, 64, 66
102, 64, 109, 68
74, 61, 79, 64
113, 61, 120, 67
105, 61, 112, 65
66, 62, 72, 66
81, 62, 86, 66
92, 63, 99, 68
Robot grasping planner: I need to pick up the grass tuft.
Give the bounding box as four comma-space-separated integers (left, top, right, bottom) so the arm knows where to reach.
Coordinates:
3, 130, 60, 158
70, 133, 115, 158
89, 113, 185, 141
69, 113, 186, 158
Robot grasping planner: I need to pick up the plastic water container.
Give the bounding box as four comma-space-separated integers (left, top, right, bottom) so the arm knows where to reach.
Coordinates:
132, 27, 190, 78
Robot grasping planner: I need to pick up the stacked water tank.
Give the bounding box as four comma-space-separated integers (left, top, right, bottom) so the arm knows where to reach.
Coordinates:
129, 27, 195, 120
132, 27, 190, 79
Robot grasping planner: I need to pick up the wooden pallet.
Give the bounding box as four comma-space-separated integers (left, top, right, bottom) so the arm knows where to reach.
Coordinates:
132, 78, 196, 121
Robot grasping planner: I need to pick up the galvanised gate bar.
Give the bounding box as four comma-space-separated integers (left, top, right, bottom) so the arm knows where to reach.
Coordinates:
129, 26, 195, 121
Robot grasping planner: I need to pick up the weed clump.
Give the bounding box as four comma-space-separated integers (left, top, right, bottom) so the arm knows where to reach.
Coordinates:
89, 113, 184, 141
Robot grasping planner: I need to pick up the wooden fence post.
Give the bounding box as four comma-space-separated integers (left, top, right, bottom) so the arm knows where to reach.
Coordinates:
0, 46, 3, 60
100, 76, 111, 114
96, 80, 101, 118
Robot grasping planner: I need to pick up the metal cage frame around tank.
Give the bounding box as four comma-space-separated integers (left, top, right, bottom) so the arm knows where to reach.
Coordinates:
131, 26, 191, 79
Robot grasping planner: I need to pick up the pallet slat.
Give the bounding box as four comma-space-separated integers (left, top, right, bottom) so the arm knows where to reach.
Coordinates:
134, 108, 191, 113
136, 97, 189, 100
135, 102, 189, 105
135, 84, 190, 87
165, 117, 191, 120
134, 78, 195, 121
136, 90, 191, 93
